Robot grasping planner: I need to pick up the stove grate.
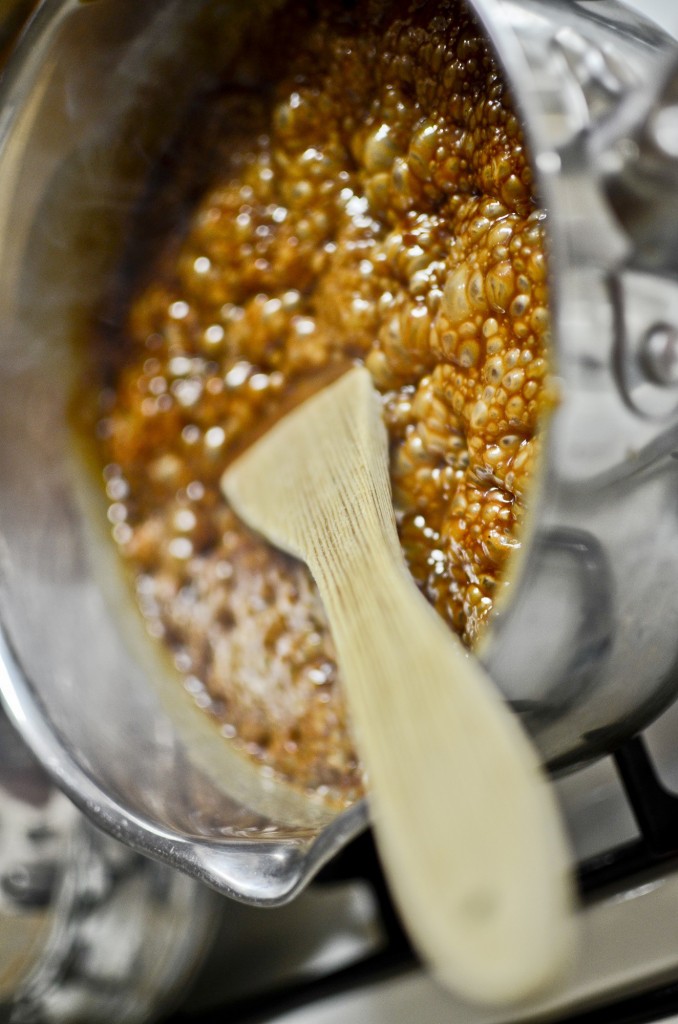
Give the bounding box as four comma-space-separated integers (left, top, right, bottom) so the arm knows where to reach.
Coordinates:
165, 736, 678, 1023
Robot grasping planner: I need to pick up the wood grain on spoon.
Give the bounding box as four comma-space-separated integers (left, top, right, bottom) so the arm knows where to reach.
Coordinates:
221, 365, 576, 1006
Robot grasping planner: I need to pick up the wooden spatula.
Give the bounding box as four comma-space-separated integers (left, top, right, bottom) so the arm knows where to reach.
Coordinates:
221, 365, 576, 1006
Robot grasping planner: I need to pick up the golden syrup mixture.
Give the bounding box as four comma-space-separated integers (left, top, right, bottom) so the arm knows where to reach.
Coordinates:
90, 0, 554, 808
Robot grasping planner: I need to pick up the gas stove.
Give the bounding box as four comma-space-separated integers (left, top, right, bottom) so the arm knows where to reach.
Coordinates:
153, 692, 678, 1024
8, 693, 678, 1024
9, 638, 678, 1024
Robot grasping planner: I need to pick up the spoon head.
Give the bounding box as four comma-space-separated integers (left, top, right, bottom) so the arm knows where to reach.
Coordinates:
221, 365, 391, 563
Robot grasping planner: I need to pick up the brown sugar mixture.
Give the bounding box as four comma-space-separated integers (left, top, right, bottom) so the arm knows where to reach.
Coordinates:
90, 0, 554, 809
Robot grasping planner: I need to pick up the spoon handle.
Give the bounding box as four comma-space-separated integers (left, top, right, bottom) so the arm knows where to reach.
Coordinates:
307, 522, 575, 1006
222, 367, 575, 1004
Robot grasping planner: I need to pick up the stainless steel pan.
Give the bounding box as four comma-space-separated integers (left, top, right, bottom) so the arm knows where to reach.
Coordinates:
0, 0, 677, 905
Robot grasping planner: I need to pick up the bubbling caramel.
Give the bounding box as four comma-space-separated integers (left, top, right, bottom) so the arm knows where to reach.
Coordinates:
91, 0, 555, 807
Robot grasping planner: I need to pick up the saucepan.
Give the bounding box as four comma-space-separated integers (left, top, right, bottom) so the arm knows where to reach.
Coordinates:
0, 0, 677, 908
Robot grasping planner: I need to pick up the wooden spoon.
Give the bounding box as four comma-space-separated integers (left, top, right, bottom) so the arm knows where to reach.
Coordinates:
221, 365, 576, 1006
